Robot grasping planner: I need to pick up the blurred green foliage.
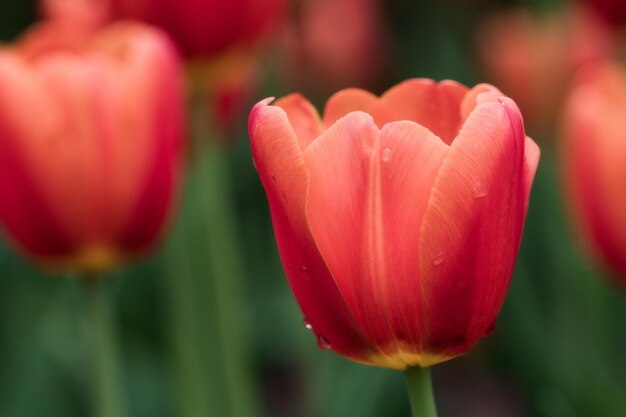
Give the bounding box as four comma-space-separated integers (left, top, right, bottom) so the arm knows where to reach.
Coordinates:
1, 1, 625, 417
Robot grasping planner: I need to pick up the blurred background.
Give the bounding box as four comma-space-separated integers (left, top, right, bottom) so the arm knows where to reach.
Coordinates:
1, 0, 626, 416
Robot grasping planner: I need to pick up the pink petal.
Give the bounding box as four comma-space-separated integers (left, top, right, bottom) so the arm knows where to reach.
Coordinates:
523, 136, 540, 213
322, 88, 379, 126
562, 68, 626, 274
418, 97, 530, 356
249, 99, 373, 360
381, 79, 469, 144
0, 103, 77, 259
116, 29, 184, 251
274, 93, 323, 150
304, 113, 448, 362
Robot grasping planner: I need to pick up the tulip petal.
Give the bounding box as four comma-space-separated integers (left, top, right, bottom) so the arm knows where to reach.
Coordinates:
304, 114, 449, 367
323, 88, 380, 126
0, 55, 85, 258
418, 97, 529, 356
523, 136, 540, 212
381, 79, 469, 144
274, 93, 324, 150
249, 100, 373, 360
0, 74, 77, 258
563, 72, 626, 274
116, 31, 183, 251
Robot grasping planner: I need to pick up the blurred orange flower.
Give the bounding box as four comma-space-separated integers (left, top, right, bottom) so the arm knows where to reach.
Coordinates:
40, 0, 112, 33
282, 0, 387, 92
562, 62, 626, 280
475, 5, 613, 133
249, 79, 539, 369
0, 22, 184, 274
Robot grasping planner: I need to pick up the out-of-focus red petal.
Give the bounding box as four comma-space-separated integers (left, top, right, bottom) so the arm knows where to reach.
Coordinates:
249, 99, 373, 360
418, 96, 530, 356
115, 28, 184, 251
0, 72, 77, 258
562, 66, 626, 274
0, 54, 105, 247
303, 113, 449, 365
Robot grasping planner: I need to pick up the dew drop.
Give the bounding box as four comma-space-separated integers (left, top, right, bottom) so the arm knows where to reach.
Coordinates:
472, 182, 488, 199
484, 321, 496, 337
317, 336, 332, 350
301, 265, 308, 272
381, 147, 392, 162
433, 251, 444, 266
303, 318, 313, 331
362, 144, 374, 158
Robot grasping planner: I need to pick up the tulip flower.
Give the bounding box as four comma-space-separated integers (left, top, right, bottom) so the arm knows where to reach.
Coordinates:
249, 79, 539, 371
41, 0, 286, 57
579, 0, 626, 27
40, 0, 113, 33
475, 6, 613, 133
0, 22, 184, 274
562, 62, 626, 280
282, 0, 386, 92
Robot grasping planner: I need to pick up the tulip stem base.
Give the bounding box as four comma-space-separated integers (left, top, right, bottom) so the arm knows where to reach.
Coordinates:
404, 366, 438, 417
84, 277, 128, 417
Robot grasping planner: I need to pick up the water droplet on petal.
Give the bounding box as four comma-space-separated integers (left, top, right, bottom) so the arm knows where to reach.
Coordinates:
317, 336, 332, 350
303, 318, 313, 331
472, 182, 488, 199
433, 251, 444, 266
362, 144, 374, 158
381, 147, 392, 162
301, 265, 308, 272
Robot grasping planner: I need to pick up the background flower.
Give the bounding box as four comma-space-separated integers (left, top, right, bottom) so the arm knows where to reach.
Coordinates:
0, 21, 183, 273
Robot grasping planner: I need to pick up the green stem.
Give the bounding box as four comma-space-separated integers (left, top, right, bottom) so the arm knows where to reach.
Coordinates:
84, 278, 128, 417
202, 144, 258, 417
404, 366, 437, 417
163, 95, 258, 417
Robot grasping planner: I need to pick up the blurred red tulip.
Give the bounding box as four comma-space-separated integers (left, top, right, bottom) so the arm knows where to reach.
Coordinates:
41, 0, 287, 138
249, 79, 539, 369
475, 6, 613, 133
0, 22, 184, 273
42, 0, 287, 58
283, 0, 386, 91
109, 0, 287, 58
40, 0, 113, 33
579, 0, 626, 27
562, 62, 626, 279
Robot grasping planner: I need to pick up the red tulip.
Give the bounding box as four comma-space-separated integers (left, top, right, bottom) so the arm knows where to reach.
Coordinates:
249, 79, 540, 369
579, 0, 626, 27
282, 0, 386, 91
475, 6, 613, 133
110, 0, 287, 58
562, 62, 626, 279
40, 0, 113, 33
0, 22, 184, 273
